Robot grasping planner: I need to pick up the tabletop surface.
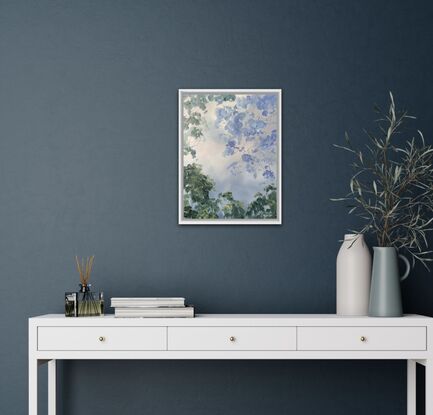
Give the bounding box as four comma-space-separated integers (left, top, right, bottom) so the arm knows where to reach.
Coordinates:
30, 313, 431, 320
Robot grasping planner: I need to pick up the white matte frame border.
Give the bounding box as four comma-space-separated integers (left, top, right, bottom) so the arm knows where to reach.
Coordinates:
178, 89, 282, 225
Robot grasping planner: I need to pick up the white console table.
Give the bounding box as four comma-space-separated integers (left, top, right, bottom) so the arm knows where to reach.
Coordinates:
29, 314, 433, 414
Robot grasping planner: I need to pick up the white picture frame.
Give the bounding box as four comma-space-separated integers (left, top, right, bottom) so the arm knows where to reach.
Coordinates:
179, 89, 282, 225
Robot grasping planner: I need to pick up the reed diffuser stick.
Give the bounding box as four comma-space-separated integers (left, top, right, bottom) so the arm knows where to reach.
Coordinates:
75, 255, 95, 286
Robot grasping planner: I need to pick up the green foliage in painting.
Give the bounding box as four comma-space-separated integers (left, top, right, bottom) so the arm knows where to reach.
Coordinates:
219, 192, 246, 219
182, 94, 236, 158
183, 163, 277, 220
183, 144, 196, 158
185, 112, 202, 127
190, 127, 203, 139
246, 185, 277, 219
206, 94, 236, 103
183, 164, 219, 219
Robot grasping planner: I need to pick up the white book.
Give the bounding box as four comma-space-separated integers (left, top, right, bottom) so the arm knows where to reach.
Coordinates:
114, 306, 194, 318
111, 297, 185, 308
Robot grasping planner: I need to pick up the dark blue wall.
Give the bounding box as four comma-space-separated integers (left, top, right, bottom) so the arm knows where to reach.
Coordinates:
1, 0, 433, 414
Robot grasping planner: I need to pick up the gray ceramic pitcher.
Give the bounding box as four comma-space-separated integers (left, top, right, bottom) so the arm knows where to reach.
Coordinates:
368, 247, 410, 317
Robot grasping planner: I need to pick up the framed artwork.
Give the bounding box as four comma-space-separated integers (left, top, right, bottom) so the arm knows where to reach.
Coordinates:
179, 89, 282, 225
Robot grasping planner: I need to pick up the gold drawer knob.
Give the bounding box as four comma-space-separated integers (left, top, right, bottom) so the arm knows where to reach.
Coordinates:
229, 336, 236, 342
98, 336, 105, 342
360, 336, 367, 342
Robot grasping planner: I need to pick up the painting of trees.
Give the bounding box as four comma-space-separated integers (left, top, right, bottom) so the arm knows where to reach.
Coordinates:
180, 90, 281, 224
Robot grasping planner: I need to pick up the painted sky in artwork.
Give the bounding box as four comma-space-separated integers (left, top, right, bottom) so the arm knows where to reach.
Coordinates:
183, 93, 279, 209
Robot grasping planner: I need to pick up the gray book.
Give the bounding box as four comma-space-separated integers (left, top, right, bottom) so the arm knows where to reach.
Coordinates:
114, 306, 194, 318
111, 297, 185, 308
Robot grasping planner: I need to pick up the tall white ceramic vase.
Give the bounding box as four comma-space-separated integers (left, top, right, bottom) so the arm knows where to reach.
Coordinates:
336, 234, 372, 316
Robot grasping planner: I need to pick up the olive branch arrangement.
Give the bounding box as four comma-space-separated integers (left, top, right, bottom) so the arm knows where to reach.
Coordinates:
75, 255, 95, 287
332, 93, 433, 269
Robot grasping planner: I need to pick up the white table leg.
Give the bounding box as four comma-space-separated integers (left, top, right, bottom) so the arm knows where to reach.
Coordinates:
29, 358, 38, 415
407, 360, 416, 415
427, 360, 433, 415
48, 360, 56, 415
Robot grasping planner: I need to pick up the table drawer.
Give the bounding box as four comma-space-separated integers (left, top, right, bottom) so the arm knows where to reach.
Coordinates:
37, 326, 167, 351
298, 326, 426, 351
168, 327, 296, 350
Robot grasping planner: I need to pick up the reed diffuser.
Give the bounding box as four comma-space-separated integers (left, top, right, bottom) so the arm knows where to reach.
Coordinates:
65, 255, 104, 317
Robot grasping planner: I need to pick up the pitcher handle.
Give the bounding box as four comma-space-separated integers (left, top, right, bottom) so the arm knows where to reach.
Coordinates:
399, 254, 411, 281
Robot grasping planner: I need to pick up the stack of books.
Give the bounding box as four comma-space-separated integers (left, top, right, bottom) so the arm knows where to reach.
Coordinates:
111, 297, 195, 318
